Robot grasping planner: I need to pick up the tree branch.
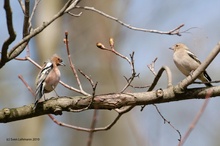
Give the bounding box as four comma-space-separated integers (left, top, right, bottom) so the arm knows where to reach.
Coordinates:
1, 0, 16, 67
64, 31, 89, 96
75, 6, 184, 36
0, 85, 219, 123
0, 0, 81, 68
178, 89, 212, 146
7, 0, 73, 60
23, 0, 30, 37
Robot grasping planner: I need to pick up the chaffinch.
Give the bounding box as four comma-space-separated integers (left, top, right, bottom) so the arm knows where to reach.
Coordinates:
34, 54, 65, 108
171, 43, 212, 87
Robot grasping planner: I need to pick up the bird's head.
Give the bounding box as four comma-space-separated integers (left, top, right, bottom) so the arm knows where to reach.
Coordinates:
51, 54, 65, 66
169, 43, 189, 52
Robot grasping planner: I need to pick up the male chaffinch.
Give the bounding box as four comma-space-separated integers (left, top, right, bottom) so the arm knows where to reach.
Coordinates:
170, 43, 212, 87
34, 54, 65, 108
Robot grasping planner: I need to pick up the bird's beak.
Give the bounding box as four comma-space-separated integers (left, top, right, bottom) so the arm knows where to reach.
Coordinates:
169, 47, 174, 50
59, 62, 65, 66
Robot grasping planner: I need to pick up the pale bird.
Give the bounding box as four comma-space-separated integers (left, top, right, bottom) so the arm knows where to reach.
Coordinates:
171, 43, 212, 87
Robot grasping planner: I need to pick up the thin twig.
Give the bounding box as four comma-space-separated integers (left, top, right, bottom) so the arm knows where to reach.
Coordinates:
96, 42, 130, 64
75, 6, 184, 36
28, 0, 41, 31
121, 52, 138, 92
193, 80, 220, 85
96, 39, 138, 92
147, 57, 158, 76
64, 31, 87, 95
59, 80, 90, 96
141, 65, 173, 111
18, 75, 35, 97
148, 66, 173, 91
68, 11, 82, 17
87, 110, 98, 146
142, 59, 180, 142
153, 104, 182, 141
18, 0, 25, 14
178, 89, 212, 146
76, 69, 98, 110
180, 27, 197, 34
129, 84, 150, 89
64, 0, 81, 13
78, 69, 97, 97
47, 105, 133, 132
26, 56, 41, 68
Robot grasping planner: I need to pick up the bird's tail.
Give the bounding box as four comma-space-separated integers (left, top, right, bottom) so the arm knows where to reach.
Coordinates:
205, 82, 212, 87
33, 86, 44, 109
33, 99, 39, 110
199, 72, 212, 87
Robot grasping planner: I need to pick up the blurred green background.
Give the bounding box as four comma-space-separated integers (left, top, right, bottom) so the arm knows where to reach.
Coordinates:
0, 0, 220, 146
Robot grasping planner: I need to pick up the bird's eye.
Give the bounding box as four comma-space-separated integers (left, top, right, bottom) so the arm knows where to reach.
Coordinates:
175, 44, 179, 47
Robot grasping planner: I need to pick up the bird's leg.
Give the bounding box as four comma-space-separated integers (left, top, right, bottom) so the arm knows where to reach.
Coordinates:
54, 89, 60, 97
52, 86, 60, 97
43, 95, 47, 101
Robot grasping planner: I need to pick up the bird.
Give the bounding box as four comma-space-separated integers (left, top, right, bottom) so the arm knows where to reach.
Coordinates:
34, 54, 65, 109
170, 43, 212, 87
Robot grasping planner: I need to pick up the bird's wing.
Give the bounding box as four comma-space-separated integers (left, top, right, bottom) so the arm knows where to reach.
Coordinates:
187, 50, 212, 82
35, 62, 53, 99
186, 50, 201, 64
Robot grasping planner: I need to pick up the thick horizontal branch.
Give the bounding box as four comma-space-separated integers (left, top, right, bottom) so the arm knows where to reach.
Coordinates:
0, 85, 219, 123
